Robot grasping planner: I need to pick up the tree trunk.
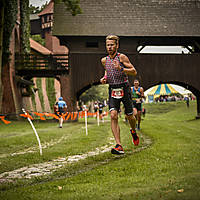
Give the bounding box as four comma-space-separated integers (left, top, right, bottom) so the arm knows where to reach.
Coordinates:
0, 5, 4, 112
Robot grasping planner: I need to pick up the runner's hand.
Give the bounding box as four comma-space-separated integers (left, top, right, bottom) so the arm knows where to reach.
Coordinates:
112, 60, 121, 71
136, 91, 140, 95
100, 76, 107, 84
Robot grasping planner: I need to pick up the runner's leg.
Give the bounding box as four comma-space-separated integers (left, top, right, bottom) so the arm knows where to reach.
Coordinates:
137, 110, 142, 129
126, 113, 136, 130
59, 116, 63, 128
110, 110, 121, 145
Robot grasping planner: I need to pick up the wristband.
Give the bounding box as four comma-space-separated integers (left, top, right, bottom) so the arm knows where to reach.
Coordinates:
120, 67, 124, 72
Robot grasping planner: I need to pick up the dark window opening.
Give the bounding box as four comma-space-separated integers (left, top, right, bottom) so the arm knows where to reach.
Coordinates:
86, 42, 99, 48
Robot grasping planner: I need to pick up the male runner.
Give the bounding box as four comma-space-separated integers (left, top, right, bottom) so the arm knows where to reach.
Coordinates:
94, 101, 99, 117
98, 102, 104, 121
54, 97, 67, 128
131, 79, 144, 130
100, 35, 139, 154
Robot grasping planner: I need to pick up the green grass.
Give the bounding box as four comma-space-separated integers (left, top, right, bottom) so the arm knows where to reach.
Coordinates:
0, 101, 200, 200
46, 78, 56, 109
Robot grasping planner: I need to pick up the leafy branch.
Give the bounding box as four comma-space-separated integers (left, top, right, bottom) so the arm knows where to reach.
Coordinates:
55, 0, 82, 16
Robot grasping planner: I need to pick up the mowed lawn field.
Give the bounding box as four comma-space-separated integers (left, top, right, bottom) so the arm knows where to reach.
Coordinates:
0, 101, 199, 200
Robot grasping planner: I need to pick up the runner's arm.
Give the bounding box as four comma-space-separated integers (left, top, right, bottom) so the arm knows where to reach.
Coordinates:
120, 54, 137, 76
139, 87, 144, 97
139, 87, 145, 101
100, 57, 107, 84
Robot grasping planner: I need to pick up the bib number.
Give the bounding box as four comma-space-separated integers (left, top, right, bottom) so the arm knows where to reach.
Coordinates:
111, 88, 124, 99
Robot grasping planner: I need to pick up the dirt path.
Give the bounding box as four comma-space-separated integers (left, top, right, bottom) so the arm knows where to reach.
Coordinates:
0, 138, 114, 182
0, 133, 152, 183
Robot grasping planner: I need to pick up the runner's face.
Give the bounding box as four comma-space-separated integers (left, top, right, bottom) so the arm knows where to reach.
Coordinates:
134, 81, 139, 87
106, 40, 118, 55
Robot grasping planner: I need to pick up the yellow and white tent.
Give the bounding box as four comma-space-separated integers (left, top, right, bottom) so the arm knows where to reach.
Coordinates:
145, 84, 179, 103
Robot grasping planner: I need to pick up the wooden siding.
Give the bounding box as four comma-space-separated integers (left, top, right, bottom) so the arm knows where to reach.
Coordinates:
69, 53, 200, 97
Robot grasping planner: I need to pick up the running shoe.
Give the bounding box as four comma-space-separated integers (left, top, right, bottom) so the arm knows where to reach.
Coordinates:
137, 124, 141, 131
111, 144, 124, 154
130, 129, 139, 146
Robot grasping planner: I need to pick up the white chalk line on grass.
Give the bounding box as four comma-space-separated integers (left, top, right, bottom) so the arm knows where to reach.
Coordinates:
0, 135, 70, 158
0, 133, 152, 183
0, 124, 105, 158
0, 138, 115, 183
0, 121, 105, 159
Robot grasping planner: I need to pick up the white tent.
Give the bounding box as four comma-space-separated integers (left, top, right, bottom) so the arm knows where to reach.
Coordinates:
144, 84, 192, 103
170, 84, 192, 95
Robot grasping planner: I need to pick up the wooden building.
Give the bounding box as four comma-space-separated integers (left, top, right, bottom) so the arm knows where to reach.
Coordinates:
30, 0, 70, 110
53, 0, 200, 117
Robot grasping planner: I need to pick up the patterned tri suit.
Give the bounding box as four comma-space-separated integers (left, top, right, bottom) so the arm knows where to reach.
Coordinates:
105, 52, 133, 115
131, 87, 142, 112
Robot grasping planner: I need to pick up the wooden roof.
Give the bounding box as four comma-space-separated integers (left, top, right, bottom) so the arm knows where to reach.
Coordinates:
53, 0, 200, 37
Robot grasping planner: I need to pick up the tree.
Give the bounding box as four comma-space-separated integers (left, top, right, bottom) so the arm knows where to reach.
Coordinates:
29, 0, 82, 15
55, 0, 82, 16
0, 0, 18, 112
0, 1, 5, 112
29, 4, 41, 14
80, 85, 108, 103
29, 1, 49, 14
31, 35, 45, 46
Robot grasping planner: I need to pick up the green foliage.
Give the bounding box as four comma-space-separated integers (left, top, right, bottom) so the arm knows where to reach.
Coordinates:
29, 4, 41, 14
29, 0, 81, 16
2, 0, 31, 63
55, 0, 82, 16
2, 0, 18, 64
34, 78, 56, 112
31, 34, 45, 46
80, 84, 108, 103
31, 91, 36, 111
2, 0, 82, 64
29, 1, 49, 14
36, 78, 44, 111
46, 78, 56, 109
20, 0, 30, 54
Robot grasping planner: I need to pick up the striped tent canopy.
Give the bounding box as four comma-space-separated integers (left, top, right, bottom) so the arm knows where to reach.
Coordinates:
147, 84, 179, 96
144, 84, 180, 103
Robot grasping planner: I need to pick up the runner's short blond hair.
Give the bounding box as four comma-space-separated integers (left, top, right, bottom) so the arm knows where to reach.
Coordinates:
106, 35, 119, 45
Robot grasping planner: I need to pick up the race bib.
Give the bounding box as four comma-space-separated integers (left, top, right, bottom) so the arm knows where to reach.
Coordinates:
136, 98, 141, 103
111, 88, 124, 99
132, 98, 141, 103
